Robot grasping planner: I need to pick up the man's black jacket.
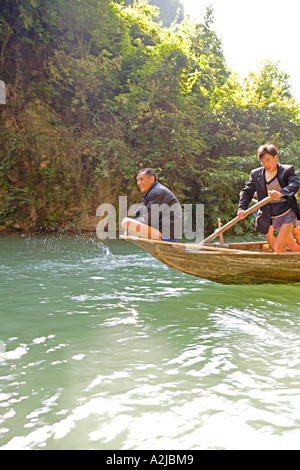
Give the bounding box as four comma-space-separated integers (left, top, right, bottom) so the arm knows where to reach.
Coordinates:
134, 181, 182, 239
239, 163, 300, 234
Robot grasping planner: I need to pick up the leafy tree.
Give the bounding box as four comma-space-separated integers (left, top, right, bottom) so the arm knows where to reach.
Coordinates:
211, 61, 300, 156
243, 60, 300, 147
149, 0, 184, 26
119, 0, 185, 27
1, 1, 300, 233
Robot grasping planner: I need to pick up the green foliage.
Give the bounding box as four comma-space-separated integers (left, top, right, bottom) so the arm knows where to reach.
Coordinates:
199, 155, 255, 232
149, 0, 184, 27
1, 0, 300, 234
212, 61, 300, 156
120, 0, 185, 27
278, 140, 300, 173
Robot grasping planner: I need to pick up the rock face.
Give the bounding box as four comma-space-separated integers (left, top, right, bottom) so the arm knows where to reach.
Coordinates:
0, 99, 127, 233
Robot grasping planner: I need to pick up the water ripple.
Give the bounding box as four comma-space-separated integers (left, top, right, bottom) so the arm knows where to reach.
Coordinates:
1, 235, 300, 449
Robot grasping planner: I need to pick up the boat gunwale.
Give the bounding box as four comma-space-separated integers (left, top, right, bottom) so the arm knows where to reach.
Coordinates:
121, 235, 300, 257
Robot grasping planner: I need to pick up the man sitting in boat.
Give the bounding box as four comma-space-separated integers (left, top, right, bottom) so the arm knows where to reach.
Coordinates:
121, 168, 182, 241
237, 143, 300, 253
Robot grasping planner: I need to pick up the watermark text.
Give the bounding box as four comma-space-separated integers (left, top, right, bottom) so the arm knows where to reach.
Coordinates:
96, 196, 204, 242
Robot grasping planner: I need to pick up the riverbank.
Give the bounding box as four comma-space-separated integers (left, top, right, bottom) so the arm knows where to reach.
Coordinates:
0, 211, 104, 234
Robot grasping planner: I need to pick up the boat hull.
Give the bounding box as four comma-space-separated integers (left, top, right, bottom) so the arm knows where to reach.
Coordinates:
128, 239, 300, 284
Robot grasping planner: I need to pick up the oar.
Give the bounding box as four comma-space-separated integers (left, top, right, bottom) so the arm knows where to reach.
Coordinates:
199, 195, 272, 245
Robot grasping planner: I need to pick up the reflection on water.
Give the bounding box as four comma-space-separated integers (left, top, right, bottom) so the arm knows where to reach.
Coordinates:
1, 233, 300, 449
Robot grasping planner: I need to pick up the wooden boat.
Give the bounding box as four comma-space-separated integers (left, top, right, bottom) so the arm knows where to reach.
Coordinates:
121, 197, 300, 284
122, 236, 300, 285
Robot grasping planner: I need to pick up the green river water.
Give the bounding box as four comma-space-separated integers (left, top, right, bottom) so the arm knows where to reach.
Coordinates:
1, 233, 300, 450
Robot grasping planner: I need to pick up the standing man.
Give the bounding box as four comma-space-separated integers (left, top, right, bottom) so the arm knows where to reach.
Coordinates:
122, 168, 182, 241
237, 143, 300, 253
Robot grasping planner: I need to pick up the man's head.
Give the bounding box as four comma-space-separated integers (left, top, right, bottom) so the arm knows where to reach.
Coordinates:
137, 168, 157, 193
257, 143, 278, 173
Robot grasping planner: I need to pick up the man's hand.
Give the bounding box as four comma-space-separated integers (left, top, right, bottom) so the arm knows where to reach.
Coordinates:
268, 190, 283, 201
237, 210, 245, 220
